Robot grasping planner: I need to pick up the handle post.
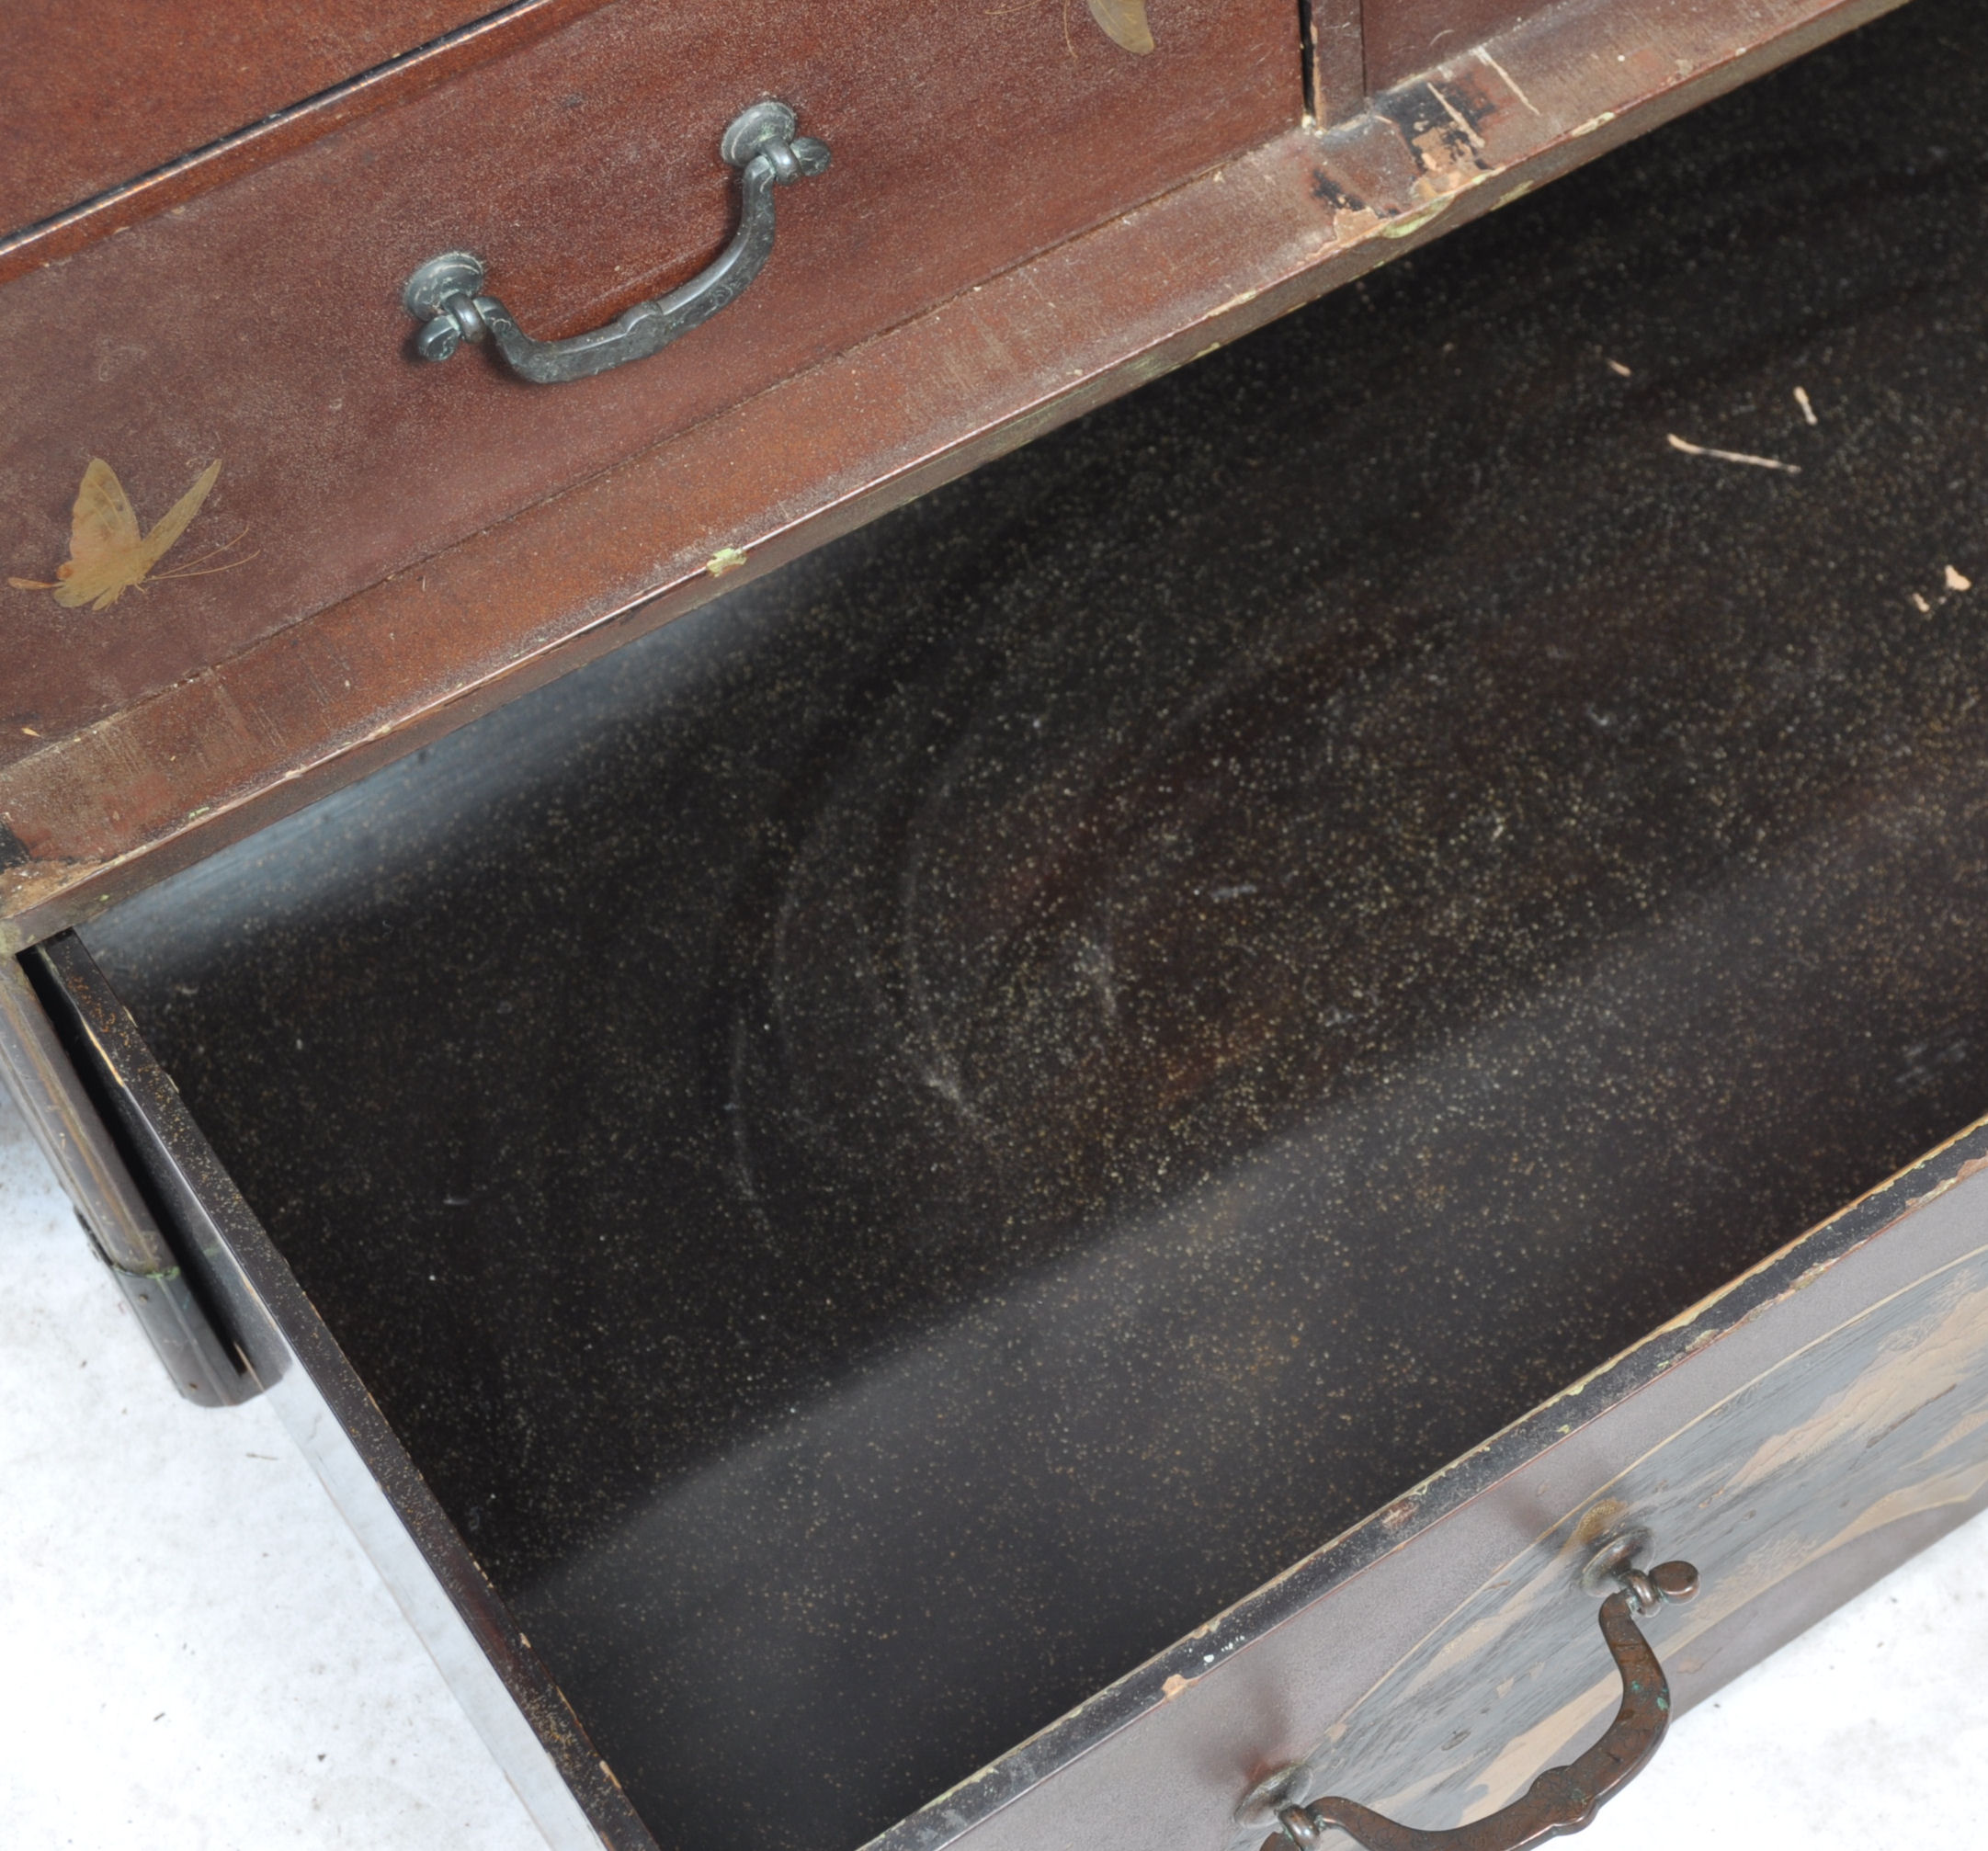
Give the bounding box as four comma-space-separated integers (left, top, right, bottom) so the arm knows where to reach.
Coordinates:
1262, 1551, 1700, 1851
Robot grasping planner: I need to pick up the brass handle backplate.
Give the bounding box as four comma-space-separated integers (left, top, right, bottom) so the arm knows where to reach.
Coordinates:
1263, 1555, 1700, 1851
402, 100, 830, 385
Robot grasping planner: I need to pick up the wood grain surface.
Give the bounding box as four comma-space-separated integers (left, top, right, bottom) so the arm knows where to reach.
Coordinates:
0, 0, 619, 285
1308, 0, 1369, 120
0, 0, 1903, 948
847, 1107, 1988, 1851
0, 0, 1295, 771
0, 0, 506, 235
1363, 0, 1539, 92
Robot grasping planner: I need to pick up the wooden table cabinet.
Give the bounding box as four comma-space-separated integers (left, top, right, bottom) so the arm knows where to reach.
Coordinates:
5, 3, 1982, 1850
0, 0, 1907, 947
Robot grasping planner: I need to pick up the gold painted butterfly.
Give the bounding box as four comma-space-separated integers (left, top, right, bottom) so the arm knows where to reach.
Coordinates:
9, 457, 249, 610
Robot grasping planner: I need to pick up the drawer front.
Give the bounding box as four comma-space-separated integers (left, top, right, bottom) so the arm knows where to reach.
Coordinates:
0, 0, 1299, 756
896, 1129, 1988, 1851
1244, 1224, 1988, 1842
0, 0, 506, 233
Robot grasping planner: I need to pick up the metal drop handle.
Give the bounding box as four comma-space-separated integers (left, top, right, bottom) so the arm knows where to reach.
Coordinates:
402, 100, 830, 385
1263, 1555, 1700, 1851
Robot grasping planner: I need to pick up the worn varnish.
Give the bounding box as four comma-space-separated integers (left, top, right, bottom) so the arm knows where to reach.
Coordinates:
1309, 0, 1371, 121
0, 0, 1903, 943
1363, 0, 1542, 93
72, 5, 1988, 1843
1268, 1236, 1988, 1838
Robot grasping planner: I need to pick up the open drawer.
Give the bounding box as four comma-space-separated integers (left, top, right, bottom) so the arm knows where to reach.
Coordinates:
6, 6, 1988, 1847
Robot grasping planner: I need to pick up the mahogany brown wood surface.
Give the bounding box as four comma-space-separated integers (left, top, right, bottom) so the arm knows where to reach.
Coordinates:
0, 0, 1907, 948
1363, 0, 1541, 92
0, 0, 1296, 767
0, 0, 506, 237
0, 0, 618, 286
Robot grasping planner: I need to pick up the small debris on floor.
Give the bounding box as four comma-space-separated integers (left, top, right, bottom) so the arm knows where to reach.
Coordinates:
1606, 358, 1633, 377
1913, 592, 1934, 612
1794, 385, 1819, 425
1947, 565, 1972, 591
1667, 433, 1801, 473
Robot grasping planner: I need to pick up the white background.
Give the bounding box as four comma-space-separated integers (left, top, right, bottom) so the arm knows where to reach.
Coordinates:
4, 1087, 1983, 1850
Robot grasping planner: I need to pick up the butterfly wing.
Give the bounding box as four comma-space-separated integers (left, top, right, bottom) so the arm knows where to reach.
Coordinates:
48, 458, 144, 607
1086, 0, 1155, 53
51, 566, 126, 608
67, 460, 225, 609
137, 460, 222, 572
68, 458, 141, 565
25, 458, 224, 608
51, 556, 130, 607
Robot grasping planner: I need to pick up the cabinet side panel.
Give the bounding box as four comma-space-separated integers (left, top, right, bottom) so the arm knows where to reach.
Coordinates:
30, 933, 656, 1851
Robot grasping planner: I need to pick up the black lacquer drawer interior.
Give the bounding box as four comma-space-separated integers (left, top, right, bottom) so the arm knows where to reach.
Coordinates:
70, 11, 1988, 1849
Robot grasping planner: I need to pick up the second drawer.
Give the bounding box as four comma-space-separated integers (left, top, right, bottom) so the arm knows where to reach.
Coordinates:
0, 0, 1301, 757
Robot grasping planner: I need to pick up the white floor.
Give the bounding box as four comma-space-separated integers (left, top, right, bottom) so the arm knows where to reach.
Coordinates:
3, 1085, 1983, 1851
